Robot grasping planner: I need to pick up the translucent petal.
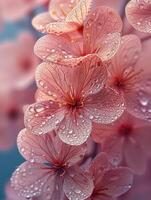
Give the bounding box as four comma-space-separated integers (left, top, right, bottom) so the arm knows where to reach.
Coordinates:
17, 129, 58, 163
34, 34, 81, 64
58, 111, 92, 145
101, 167, 133, 197
24, 101, 65, 135
64, 166, 94, 200
126, 0, 151, 33
110, 34, 142, 71
84, 87, 125, 124
36, 55, 107, 100
66, 0, 93, 24
83, 6, 122, 58
11, 161, 55, 199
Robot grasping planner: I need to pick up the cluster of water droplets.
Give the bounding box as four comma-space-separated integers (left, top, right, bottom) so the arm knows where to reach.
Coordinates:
58, 114, 92, 145
64, 172, 94, 200
25, 102, 64, 135
11, 164, 45, 199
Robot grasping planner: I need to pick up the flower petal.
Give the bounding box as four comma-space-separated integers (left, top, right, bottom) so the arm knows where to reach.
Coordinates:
32, 12, 54, 33
85, 87, 125, 124
11, 161, 56, 199
102, 134, 124, 166
54, 137, 87, 166
124, 137, 147, 175
101, 167, 133, 197
24, 101, 65, 135
90, 153, 109, 177
109, 34, 142, 71
46, 21, 78, 35
66, 0, 93, 25
126, 0, 151, 33
49, 0, 78, 20
58, 111, 92, 145
96, 32, 121, 62
36, 55, 107, 100
34, 34, 82, 64
72, 55, 107, 96
83, 6, 122, 60
89, 153, 109, 188
35, 89, 51, 102
64, 166, 94, 200
17, 129, 58, 163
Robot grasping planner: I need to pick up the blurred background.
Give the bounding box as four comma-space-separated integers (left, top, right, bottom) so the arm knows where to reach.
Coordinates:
0, 1, 48, 199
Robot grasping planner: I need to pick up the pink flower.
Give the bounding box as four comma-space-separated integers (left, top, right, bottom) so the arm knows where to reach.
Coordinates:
34, 6, 122, 65
0, 0, 48, 22
122, 14, 151, 41
24, 55, 125, 145
87, 153, 133, 200
11, 129, 94, 200
0, 32, 39, 93
92, 0, 123, 12
126, 0, 151, 33
92, 112, 151, 175
107, 34, 151, 121
32, 0, 93, 35
0, 88, 35, 151
120, 160, 151, 200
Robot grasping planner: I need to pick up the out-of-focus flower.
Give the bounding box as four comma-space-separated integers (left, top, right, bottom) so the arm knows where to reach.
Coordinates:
0, 32, 39, 94
120, 160, 151, 200
32, 0, 93, 35
0, 0, 48, 22
86, 153, 133, 200
125, 0, 151, 33
11, 129, 94, 200
107, 34, 151, 121
92, 112, 151, 175
24, 55, 125, 145
34, 6, 122, 65
0, 88, 35, 151
92, 0, 123, 12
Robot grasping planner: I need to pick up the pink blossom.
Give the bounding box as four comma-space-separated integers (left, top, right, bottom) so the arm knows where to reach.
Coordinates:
0, 0, 48, 22
122, 16, 151, 40
107, 34, 151, 121
11, 129, 94, 200
126, 0, 151, 33
92, 0, 123, 12
34, 6, 122, 65
120, 160, 151, 200
24, 55, 125, 145
92, 112, 151, 175
87, 153, 133, 200
32, 0, 93, 35
0, 88, 35, 151
0, 32, 39, 93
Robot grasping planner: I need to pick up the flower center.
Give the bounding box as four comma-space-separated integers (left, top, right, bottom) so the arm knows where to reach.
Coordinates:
118, 124, 133, 137
67, 98, 84, 110
7, 107, 19, 120
54, 164, 66, 176
109, 67, 143, 93
20, 58, 32, 72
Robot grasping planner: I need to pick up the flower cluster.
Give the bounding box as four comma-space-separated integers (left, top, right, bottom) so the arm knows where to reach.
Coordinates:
9, 0, 151, 200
